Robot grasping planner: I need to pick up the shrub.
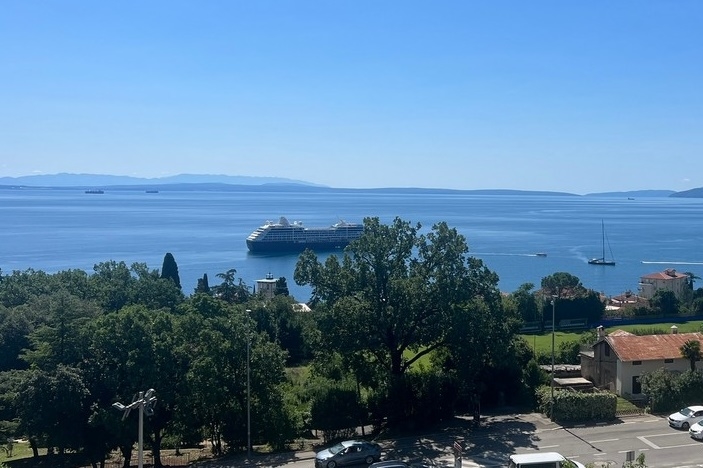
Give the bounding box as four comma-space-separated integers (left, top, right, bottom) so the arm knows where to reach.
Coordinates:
536, 386, 617, 421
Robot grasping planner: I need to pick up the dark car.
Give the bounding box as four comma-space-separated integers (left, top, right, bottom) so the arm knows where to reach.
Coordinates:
315, 440, 382, 468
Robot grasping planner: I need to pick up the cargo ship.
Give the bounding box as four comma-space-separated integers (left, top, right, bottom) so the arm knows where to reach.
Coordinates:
246, 217, 364, 253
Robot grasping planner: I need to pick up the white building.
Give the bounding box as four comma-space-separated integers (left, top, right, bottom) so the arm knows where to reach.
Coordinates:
638, 268, 689, 300
581, 326, 703, 397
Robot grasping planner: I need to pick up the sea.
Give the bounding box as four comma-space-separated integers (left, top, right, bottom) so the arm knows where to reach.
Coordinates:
2, 188, 703, 303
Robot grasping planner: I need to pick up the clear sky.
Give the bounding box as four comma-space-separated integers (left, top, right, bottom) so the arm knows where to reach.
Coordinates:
1, 2, 701, 194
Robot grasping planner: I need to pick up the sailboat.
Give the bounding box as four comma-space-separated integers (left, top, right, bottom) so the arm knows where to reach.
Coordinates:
588, 220, 616, 265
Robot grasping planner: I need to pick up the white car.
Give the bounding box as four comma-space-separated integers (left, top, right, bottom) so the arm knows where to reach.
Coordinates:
508, 452, 586, 468
689, 420, 703, 440
668, 405, 703, 430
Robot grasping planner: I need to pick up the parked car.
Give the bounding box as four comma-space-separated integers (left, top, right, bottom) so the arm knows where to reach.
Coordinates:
668, 405, 703, 430
508, 452, 586, 468
315, 440, 382, 468
689, 419, 703, 440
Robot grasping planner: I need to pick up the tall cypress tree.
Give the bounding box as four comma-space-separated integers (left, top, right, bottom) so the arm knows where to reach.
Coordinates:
195, 273, 210, 294
160, 252, 181, 290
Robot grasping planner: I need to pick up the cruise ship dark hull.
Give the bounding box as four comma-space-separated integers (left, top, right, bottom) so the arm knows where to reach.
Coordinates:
246, 239, 351, 253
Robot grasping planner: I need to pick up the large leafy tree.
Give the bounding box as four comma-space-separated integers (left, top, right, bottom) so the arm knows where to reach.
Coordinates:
15, 366, 91, 458
540, 272, 584, 297
294, 217, 504, 421
82, 306, 185, 468
651, 290, 680, 315
509, 283, 540, 323
214, 269, 251, 304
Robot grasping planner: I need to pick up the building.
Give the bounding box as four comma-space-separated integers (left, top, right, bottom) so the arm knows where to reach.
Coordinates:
581, 326, 703, 398
255, 273, 278, 300
638, 268, 690, 300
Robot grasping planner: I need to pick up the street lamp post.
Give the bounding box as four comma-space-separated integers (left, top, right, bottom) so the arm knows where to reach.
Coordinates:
112, 389, 157, 468
550, 295, 557, 420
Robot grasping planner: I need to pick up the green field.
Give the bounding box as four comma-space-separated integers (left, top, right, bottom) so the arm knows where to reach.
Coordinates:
524, 320, 703, 355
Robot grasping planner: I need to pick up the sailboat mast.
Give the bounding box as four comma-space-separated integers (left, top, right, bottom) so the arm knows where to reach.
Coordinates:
601, 219, 606, 260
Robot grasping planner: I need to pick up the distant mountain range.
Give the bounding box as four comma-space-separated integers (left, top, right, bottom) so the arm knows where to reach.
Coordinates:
0, 173, 697, 197
0, 173, 322, 187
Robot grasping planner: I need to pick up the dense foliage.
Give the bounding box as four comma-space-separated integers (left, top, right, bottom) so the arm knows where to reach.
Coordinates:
1, 218, 603, 465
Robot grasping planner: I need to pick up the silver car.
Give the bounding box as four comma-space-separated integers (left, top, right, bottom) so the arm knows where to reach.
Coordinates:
315, 440, 382, 468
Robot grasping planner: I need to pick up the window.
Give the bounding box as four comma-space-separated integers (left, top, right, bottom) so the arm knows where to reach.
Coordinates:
632, 376, 642, 394
665, 358, 674, 363
604, 345, 610, 357
633, 361, 642, 366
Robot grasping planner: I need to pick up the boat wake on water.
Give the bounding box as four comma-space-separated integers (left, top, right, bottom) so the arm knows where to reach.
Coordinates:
641, 261, 703, 265
474, 252, 547, 257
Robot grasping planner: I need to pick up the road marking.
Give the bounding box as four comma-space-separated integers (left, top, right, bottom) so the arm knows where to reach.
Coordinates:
540, 445, 560, 449
591, 438, 619, 443
638, 436, 660, 449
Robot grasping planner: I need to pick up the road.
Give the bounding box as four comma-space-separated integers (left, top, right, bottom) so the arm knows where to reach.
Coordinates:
202, 413, 703, 468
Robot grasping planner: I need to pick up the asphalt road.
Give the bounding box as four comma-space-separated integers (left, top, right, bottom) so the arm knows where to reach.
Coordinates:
199, 412, 703, 468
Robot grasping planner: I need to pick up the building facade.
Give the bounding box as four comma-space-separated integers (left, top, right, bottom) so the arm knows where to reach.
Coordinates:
638, 268, 690, 300
581, 327, 703, 398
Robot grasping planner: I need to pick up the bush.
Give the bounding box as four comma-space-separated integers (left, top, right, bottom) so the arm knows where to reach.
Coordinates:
536, 386, 617, 421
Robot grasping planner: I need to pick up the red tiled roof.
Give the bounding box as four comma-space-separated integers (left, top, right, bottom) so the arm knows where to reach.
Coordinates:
641, 269, 688, 280
606, 332, 703, 362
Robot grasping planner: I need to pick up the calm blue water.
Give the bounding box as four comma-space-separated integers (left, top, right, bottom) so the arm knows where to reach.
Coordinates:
2, 188, 703, 302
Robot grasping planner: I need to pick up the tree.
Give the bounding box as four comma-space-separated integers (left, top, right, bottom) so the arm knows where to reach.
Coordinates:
294, 217, 504, 424
82, 306, 186, 468
214, 269, 251, 304
275, 277, 290, 296
15, 366, 91, 458
195, 273, 210, 294
160, 253, 181, 290
680, 339, 702, 371
650, 290, 679, 315
540, 272, 584, 297
89, 261, 135, 312
510, 283, 539, 323
21, 292, 100, 369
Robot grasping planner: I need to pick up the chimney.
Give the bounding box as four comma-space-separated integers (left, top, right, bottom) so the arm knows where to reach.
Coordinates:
597, 325, 605, 341
671, 325, 678, 334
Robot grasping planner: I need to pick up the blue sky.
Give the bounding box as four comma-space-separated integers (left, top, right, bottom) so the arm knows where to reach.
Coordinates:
1, 2, 701, 194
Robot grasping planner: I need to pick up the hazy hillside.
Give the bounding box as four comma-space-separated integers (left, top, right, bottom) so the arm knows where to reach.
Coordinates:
0, 173, 691, 197
585, 189, 676, 198
0, 173, 322, 187
670, 187, 703, 198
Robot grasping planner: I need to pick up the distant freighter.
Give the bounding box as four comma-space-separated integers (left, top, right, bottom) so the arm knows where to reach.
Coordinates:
246, 217, 364, 253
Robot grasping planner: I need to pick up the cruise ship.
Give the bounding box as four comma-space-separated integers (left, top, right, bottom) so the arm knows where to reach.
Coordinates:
246, 217, 364, 253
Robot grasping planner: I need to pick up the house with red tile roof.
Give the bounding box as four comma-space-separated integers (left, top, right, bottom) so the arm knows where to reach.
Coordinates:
638, 268, 690, 300
581, 326, 703, 398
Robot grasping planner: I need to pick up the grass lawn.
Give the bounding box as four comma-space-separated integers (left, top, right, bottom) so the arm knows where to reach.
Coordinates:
605, 320, 703, 335
0, 440, 46, 465
523, 320, 703, 355
522, 331, 586, 355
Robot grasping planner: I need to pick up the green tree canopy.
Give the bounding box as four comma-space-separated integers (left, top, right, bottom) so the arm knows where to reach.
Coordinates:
294, 217, 505, 423
540, 272, 585, 297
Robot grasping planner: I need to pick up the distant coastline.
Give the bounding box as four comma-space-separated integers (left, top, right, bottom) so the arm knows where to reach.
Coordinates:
0, 173, 693, 198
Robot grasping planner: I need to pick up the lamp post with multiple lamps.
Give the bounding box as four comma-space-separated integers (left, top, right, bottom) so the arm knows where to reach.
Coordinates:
112, 389, 157, 468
